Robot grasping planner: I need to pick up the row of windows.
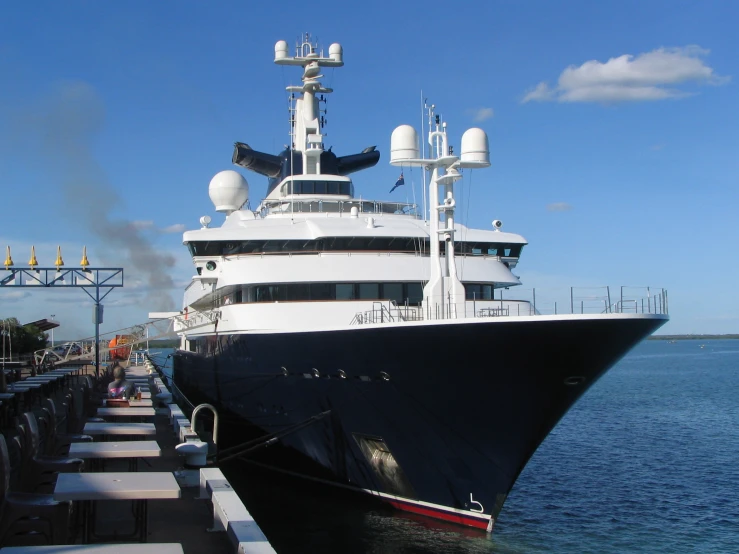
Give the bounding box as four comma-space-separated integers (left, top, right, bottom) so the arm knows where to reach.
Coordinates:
188, 239, 524, 258
281, 180, 354, 196
198, 281, 503, 309
211, 282, 426, 307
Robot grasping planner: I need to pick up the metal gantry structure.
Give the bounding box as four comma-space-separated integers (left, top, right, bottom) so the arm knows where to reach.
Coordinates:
2, 246, 123, 376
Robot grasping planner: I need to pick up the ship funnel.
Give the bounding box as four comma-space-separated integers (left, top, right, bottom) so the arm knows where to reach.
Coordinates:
335, 149, 380, 175
232, 143, 283, 178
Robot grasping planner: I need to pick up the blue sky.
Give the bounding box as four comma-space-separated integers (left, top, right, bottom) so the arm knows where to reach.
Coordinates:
0, 0, 736, 338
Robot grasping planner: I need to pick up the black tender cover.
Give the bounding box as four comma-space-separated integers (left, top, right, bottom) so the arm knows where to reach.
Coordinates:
232, 142, 380, 196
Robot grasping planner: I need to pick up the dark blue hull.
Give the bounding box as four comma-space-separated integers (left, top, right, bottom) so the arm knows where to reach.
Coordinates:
173, 315, 666, 529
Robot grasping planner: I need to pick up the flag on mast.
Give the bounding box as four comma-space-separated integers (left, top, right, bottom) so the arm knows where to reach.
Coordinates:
389, 172, 405, 193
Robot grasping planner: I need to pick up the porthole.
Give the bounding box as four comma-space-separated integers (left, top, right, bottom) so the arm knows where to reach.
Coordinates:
205, 261, 217, 271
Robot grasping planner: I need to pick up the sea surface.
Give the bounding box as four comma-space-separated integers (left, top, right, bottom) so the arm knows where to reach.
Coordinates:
151, 339, 739, 553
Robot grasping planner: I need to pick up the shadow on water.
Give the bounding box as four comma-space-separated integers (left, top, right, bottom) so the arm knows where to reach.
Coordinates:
220, 460, 525, 554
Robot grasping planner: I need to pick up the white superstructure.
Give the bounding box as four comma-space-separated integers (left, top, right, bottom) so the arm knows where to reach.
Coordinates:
178, 34, 527, 338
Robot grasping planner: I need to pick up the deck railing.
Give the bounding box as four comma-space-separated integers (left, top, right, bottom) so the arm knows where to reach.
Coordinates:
352, 286, 668, 324
262, 198, 419, 217
350, 302, 424, 325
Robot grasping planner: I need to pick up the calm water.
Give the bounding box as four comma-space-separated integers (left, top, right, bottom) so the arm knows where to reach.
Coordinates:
152, 340, 739, 553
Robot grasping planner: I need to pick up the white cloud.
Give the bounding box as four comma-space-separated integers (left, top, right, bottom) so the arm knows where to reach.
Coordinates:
522, 82, 554, 103
467, 107, 494, 122
162, 224, 186, 234
547, 202, 572, 212
522, 46, 728, 104
0, 290, 31, 302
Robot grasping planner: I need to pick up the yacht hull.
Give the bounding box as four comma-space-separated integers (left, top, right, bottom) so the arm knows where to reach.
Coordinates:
172, 314, 666, 530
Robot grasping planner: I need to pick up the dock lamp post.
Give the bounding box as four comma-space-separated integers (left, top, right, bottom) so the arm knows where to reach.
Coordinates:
1, 245, 123, 377
50, 314, 55, 347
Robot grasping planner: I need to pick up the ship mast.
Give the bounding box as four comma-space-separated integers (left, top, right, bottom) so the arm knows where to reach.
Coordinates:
391, 107, 490, 319
275, 34, 343, 176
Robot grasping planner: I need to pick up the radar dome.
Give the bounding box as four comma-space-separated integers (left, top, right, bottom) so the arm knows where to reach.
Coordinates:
390, 125, 419, 164
275, 40, 289, 61
460, 128, 490, 167
208, 170, 249, 214
329, 43, 343, 63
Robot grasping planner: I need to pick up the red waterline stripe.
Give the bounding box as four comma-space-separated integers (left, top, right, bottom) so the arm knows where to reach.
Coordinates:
387, 500, 490, 529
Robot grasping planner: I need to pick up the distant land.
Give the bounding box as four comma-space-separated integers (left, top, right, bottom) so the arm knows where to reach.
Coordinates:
650, 334, 739, 340
146, 339, 179, 348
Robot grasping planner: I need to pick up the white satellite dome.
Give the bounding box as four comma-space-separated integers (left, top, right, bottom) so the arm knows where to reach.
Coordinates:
208, 170, 249, 214
329, 43, 343, 63
390, 125, 419, 163
274, 40, 289, 61
460, 127, 490, 167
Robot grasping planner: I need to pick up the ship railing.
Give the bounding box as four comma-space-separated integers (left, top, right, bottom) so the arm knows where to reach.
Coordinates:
428, 286, 668, 320
351, 301, 423, 325
174, 308, 221, 331
261, 198, 419, 217
350, 286, 668, 325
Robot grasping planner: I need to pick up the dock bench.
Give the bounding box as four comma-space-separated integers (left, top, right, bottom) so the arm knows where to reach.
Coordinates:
168, 404, 184, 423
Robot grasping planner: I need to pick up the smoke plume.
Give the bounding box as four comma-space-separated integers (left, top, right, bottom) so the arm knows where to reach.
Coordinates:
30, 81, 177, 311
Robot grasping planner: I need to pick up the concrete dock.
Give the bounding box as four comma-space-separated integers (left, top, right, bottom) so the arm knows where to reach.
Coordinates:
0, 359, 276, 553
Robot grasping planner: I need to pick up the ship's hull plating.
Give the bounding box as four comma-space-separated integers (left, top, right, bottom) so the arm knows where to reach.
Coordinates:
173, 314, 666, 529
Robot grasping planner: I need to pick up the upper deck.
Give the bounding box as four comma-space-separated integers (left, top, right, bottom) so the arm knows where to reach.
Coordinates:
261, 196, 419, 218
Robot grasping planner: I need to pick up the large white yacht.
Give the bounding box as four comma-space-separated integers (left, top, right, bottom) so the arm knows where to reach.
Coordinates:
171, 34, 668, 531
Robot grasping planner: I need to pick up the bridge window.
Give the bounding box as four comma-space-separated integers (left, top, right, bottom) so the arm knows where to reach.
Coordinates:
358, 283, 380, 300
407, 282, 423, 305
310, 283, 332, 300
288, 283, 310, 301
285, 180, 353, 196
383, 283, 404, 304
465, 283, 494, 300
336, 283, 355, 300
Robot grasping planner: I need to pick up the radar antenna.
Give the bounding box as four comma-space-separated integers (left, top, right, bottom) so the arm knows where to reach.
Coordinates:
390, 102, 491, 320
274, 35, 343, 176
